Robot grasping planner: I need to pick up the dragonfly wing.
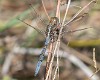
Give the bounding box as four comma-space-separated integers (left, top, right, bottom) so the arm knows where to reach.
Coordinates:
17, 0, 50, 37
61, 12, 90, 41
17, 17, 46, 37
25, 0, 47, 26
63, 0, 96, 27
62, 13, 89, 34
61, 0, 96, 40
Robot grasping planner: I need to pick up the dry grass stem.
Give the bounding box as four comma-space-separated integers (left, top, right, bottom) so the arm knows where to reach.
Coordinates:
45, 37, 60, 80
56, 0, 61, 22
53, 66, 58, 80
41, 0, 50, 20
45, 0, 71, 79
93, 48, 97, 71
45, 43, 53, 79
53, 44, 60, 80
88, 48, 100, 80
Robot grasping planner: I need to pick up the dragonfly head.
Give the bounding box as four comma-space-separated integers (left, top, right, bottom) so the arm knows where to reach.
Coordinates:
49, 17, 59, 26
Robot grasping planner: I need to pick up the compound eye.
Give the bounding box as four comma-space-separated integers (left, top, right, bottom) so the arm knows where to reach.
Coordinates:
52, 19, 57, 25
50, 17, 57, 25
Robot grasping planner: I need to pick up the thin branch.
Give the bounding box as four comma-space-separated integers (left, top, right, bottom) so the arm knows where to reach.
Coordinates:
45, 43, 53, 79
17, 17, 46, 38
93, 48, 97, 71
53, 50, 60, 80
56, 0, 61, 22
41, 0, 50, 20
45, 0, 71, 79
62, 0, 71, 26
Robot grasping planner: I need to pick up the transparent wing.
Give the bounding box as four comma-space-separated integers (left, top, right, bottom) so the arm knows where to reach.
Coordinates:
62, 0, 96, 35
63, 13, 89, 32
17, 0, 50, 37
66, 0, 95, 23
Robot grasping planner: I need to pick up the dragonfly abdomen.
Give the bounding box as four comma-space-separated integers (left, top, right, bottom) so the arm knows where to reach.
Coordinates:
34, 47, 47, 76
34, 36, 51, 76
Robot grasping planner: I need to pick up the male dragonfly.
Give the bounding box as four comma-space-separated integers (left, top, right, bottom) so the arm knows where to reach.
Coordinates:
34, 17, 60, 76
17, 0, 96, 77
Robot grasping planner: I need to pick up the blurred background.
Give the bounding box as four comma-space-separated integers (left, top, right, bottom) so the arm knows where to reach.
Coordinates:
0, 0, 100, 80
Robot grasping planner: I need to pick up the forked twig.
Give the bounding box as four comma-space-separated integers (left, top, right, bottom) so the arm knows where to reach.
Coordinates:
44, 0, 61, 79
45, 1, 61, 78
53, 48, 60, 80
88, 48, 100, 80
53, 0, 71, 79
52, 0, 61, 79
45, 0, 96, 80
53, 66, 58, 80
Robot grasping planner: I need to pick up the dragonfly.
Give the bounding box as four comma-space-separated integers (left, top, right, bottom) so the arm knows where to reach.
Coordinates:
17, 14, 91, 76
17, 0, 96, 77
34, 17, 60, 76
